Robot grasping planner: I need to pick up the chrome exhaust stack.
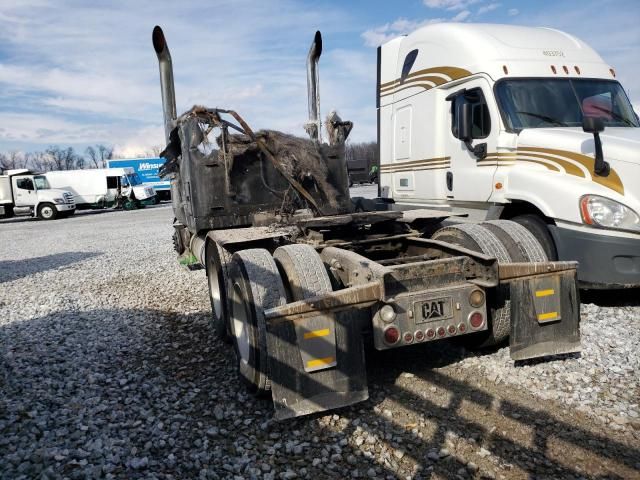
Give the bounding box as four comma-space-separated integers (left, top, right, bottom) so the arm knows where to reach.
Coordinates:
152, 26, 177, 143
305, 31, 322, 143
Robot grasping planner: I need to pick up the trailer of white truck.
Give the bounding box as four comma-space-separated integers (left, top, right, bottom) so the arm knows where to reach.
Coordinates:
45, 168, 156, 209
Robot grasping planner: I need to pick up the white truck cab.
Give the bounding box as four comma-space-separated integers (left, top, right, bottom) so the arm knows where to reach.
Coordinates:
378, 23, 640, 288
0, 169, 76, 220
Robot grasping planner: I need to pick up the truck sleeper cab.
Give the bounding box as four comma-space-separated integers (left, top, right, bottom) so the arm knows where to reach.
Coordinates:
0, 169, 75, 220
378, 23, 640, 289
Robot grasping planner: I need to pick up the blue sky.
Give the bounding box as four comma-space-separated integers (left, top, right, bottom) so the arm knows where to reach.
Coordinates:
0, 0, 638, 156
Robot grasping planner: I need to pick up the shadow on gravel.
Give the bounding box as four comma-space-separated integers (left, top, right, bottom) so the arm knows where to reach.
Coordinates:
580, 288, 640, 307
0, 251, 101, 283
1, 306, 637, 479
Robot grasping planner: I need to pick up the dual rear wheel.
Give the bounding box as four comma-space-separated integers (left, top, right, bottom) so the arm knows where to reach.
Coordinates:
207, 242, 331, 394
431, 220, 548, 348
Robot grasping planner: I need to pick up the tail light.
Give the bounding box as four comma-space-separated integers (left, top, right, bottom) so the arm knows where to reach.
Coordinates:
458, 323, 467, 334
426, 328, 436, 340
469, 311, 484, 329
383, 326, 400, 345
437, 327, 446, 338
415, 330, 425, 342
447, 325, 457, 335
403, 332, 414, 344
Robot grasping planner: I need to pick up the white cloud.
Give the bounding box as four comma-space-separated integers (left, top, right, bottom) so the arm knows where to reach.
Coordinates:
477, 2, 501, 15
361, 18, 444, 47
451, 9, 471, 22
508, 8, 519, 16
423, 0, 479, 11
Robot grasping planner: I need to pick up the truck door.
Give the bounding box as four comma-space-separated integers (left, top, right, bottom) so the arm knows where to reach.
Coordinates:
12, 177, 37, 207
444, 79, 498, 203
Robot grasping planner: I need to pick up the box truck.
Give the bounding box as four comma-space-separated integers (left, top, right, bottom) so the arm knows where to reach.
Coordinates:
150, 26, 581, 420
45, 168, 156, 210
107, 158, 171, 202
0, 169, 76, 220
377, 23, 639, 289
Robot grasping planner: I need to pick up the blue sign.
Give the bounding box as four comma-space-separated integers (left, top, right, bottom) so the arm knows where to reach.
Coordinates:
107, 158, 170, 191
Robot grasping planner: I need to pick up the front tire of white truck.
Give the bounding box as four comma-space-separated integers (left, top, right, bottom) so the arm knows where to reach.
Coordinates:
38, 203, 58, 220
205, 240, 232, 342
511, 214, 557, 261
229, 249, 287, 395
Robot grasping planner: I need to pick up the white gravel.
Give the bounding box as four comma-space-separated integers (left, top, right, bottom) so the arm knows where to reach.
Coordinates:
1, 205, 638, 479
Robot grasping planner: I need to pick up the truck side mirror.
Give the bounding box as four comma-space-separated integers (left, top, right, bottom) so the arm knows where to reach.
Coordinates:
582, 116, 609, 176
582, 116, 604, 133
456, 102, 472, 142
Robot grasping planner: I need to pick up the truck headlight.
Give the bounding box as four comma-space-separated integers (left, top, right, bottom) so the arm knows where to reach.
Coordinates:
53, 198, 65, 204
580, 195, 640, 232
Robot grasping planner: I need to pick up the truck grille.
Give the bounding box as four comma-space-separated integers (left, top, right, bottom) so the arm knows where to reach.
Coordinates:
63, 192, 74, 204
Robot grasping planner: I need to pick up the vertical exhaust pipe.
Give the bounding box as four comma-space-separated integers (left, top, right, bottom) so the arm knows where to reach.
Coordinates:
305, 31, 322, 143
152, 26, 177, 144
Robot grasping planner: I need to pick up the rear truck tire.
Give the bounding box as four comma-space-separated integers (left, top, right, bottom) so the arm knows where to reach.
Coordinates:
511, 214, 557, 261
481, 220, 548, 262
229, 248, 287, 395
37, 203, 57, 220
206, 240, 233, 342
431, 223, 512, 348
273, 244, 333, 302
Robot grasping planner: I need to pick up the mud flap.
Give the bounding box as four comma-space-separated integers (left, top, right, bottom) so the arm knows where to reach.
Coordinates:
266, 311, 369, 420
509, 270, 581, 361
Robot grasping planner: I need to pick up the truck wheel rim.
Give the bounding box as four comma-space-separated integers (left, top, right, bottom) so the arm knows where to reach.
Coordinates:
42, 206, 53, 218
208, 257, 223, 319
231, 283, 251, 364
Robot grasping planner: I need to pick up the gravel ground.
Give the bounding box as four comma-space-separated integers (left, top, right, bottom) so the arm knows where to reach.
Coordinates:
1, 206, 639, 480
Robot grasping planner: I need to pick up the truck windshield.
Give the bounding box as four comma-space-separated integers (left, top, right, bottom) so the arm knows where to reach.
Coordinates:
33, 175, 50, 190
129, 173, 143, 185
495, 79, 639, 130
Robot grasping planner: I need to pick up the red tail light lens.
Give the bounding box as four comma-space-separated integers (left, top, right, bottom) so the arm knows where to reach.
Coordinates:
447, 325, 457, 335
415, 330, 425, 342
426, 328, 436, 340
403, 332, 414, 343
384, 326, 400, 345
458, 323, 467, 333
469, 311, 484, 329
437, 327, 446, 337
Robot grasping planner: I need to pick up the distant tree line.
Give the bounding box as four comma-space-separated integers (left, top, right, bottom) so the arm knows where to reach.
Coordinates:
0, 145, 165, 172
345, 141, 378, 168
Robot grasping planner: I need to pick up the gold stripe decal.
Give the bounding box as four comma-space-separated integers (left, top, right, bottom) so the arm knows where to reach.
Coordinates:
477, 148, 624, 195
538, 312, 559, 322
535, 289, 555, 297
306, 356, 335, 368
303, 329, 330, 340
380, 66, 472, 98
381, 156, 451, 173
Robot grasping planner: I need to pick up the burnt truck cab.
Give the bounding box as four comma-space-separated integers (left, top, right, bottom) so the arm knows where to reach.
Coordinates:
152, 26, 581, 420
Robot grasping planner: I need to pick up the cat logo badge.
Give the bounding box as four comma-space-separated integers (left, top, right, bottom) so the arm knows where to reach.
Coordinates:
419, 297, 452, 322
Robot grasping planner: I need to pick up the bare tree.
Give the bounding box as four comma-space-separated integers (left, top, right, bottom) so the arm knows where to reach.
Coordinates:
85, 144, 113, 168
86, 146, 99, 168
26, 151, 49, 172
0, 151, 28, 170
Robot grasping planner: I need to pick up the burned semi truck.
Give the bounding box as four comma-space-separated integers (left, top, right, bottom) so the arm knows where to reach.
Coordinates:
152, 26, 581, 420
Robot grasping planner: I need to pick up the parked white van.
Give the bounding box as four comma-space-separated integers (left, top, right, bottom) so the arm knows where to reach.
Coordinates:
45, 168, 156, 209
378, 23, 639, 288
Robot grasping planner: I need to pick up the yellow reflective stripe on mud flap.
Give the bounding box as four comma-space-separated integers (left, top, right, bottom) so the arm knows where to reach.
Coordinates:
303, 329, 330, 340
535, 289, 555, 297
538, 312, 559, 321
306, 356, 335, 368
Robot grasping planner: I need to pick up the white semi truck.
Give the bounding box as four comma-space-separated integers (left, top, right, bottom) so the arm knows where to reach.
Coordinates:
377, 23, 639, 289
45, 167, 156, 210
0, 169, 76, 220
